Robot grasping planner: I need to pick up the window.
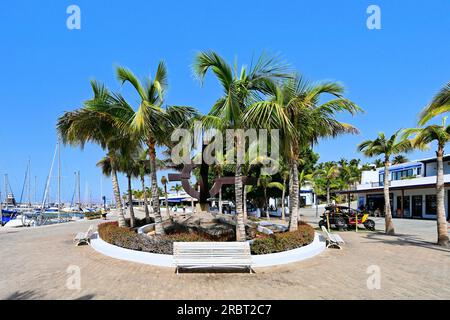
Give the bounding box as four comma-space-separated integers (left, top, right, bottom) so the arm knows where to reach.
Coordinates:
417, 167, 421, 176
425, 195, 437, 215
396, 196, 411, 217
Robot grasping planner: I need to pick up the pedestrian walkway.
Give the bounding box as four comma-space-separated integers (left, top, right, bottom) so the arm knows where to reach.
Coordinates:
0, 214, 449, 299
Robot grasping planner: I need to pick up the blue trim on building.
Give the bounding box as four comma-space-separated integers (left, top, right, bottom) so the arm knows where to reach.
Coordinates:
379, 163, 422, 174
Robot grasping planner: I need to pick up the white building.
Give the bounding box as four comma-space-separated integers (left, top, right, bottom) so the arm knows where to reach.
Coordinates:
349, 155, 450, 220
268, 183, 316, 208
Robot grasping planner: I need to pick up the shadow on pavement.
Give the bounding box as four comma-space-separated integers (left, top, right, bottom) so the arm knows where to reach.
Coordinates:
5, 290, 40, 300
364, 231, 450, 254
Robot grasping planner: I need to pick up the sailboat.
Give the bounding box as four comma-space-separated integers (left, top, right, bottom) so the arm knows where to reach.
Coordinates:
5, 141, 66, 227
2, 162, 39, 227
1, 174, 20, 225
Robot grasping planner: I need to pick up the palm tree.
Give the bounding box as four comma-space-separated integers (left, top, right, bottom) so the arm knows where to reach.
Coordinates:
418, 82, 450, 125
161, 176, 170, 217
298, 169, 313, 200
213, 153, 226, 215
279, 161, 290, 220
373, 158, 384, 168
358, 131, 413, 235
170, 184, 183, 195
314, 163, 340, 204
392, 155, 409, 164
244, 75, 361, 231
57, 81, 129, 227
96, 152, 126, 227
108, 62, 197, 235
256, 174, 284, 219
193, 51, 290, 241
403, 119, 450, 247
119, 149, 142, 228
132, 190, 143, 200
137, 150, 151, 223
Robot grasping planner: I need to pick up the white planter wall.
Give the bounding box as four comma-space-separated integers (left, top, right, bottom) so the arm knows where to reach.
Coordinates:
90, 231, 326, 269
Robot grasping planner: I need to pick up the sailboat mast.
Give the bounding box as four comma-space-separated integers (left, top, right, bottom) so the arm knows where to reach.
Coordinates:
57, 140, 61, 221
77, 171, 81, 211
4, 174, 7, 203
41, 143, 58, 215
34, 176, 37, 205
28, 158, 31, 206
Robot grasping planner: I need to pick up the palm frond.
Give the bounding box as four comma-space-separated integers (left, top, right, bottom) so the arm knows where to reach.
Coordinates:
116, 66, 147, 100
193, 51, 233, 90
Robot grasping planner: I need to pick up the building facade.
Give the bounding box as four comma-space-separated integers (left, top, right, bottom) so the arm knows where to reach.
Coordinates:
355, 155, 450, 220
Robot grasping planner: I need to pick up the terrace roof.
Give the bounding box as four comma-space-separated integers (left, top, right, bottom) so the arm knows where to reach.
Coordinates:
332, 182, 450, 194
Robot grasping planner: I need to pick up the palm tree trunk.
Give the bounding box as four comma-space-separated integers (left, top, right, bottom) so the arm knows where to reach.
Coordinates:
436, 147, 449, 246
235, 164, 246, 241
264, 188, 270, 220
384, 158, 395, 235
289, 158, 300, 232
289, 168, 293, 216
219, 184, 223, 215
127, 175, 136, 228
111, 167, 126, 227
148, 138, 164, 235
141, 175, 150, 224
164, 184, 170, 217
326, 186, 331, 204
281, 177, 286, 220
243, 185, 248, 222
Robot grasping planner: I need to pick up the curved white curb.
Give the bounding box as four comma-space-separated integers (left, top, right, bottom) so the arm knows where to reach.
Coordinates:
251, 233, 325, 267
90, 232, 325, 269
90, 233, 175, 267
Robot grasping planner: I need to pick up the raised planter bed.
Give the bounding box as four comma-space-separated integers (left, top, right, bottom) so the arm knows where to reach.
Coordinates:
90, 228, 326, 268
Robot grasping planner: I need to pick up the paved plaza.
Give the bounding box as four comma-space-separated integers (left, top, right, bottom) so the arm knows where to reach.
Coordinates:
0, 209, 449, 300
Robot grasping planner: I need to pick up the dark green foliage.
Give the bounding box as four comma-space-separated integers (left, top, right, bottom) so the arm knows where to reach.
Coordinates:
98, 221, 220, 255
98, 221, 314, 255
250, 223, 314, 255
84, 211, 102, 220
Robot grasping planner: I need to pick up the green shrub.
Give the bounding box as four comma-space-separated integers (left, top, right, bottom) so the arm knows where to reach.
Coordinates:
250, 224, 315, 255
97, 221, 315, 256
84, 211, 102, 220
98, 222, 211, 254
165, 232, 211, 242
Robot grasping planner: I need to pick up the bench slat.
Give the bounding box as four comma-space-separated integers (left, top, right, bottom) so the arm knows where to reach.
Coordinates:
173, 242, 252, 272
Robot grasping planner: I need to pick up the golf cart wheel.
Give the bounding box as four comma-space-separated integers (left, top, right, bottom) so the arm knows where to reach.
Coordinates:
335, 217, 348, 231
364, 219, 376, 231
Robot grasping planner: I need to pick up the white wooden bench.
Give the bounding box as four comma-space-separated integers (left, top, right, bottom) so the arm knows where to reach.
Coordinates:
321, 226, 345, 249
74, 225, 94, 246
173, 242, 253, 274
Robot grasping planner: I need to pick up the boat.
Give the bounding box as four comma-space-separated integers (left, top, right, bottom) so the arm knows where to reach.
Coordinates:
1, 207, 19, 225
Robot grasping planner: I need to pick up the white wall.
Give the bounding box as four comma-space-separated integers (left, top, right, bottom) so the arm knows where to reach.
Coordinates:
360, 170, 380, 186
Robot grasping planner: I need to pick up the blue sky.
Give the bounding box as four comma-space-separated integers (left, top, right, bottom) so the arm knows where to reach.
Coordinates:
0, 0, 449, 204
